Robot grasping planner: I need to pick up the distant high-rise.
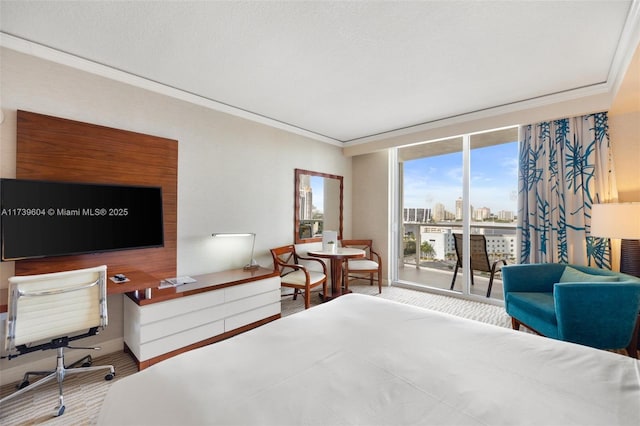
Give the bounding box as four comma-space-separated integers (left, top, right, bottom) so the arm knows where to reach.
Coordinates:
403, 207, 431, 223
474, 207, 491, 221
498, 210, 515, 221
298, 174, 313, 220
455, 197, 463, 220
433, 203, 446, 221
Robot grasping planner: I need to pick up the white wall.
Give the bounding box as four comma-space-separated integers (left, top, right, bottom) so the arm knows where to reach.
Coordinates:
609, 42, 640, 203
352, 151, 389, 283
609, 110, 640, 202
0, 47, 351, 384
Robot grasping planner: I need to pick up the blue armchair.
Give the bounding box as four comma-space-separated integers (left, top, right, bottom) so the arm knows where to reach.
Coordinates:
502, 263, 640, 358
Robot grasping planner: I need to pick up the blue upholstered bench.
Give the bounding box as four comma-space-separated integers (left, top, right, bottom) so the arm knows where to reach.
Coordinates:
502, 263, 640, 357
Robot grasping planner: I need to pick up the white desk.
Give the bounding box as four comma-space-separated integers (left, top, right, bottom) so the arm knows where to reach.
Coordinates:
123, 267, 281, 370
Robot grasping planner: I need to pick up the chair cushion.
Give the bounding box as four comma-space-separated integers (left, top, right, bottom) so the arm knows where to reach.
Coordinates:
281, 270, 326, 286
507, 292, 557, 328
347, 259, 379, 271
559, 266, 619, 283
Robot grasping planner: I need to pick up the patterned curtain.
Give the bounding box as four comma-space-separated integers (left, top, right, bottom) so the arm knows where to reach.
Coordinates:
517, 112, 618, 267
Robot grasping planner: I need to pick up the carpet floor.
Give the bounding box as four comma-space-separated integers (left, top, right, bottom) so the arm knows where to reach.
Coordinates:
0, 282, 515, 425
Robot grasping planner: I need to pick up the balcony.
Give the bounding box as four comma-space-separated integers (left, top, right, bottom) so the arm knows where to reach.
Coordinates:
398, 260, 505, 301
398, 222, 516, 301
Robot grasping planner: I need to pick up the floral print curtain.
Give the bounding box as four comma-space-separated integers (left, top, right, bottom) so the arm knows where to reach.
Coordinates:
517, 112, 618, 267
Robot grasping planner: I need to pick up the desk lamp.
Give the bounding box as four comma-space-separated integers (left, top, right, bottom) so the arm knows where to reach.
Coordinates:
590, 203, 640, 277
211, 233, 260, 270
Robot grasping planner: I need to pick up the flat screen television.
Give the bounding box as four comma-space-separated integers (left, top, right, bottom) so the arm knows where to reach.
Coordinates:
0, 178, 164, 261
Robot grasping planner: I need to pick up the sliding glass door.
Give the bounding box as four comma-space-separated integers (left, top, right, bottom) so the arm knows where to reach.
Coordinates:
395, 127, 518, 301
398, 136, 465, 294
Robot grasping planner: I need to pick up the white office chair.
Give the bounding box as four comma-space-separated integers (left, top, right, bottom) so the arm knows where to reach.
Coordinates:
0, 265, 115, 417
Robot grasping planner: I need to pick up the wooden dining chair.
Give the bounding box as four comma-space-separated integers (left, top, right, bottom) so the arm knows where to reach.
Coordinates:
270, 245, 327, 309
342, 239, 382, 293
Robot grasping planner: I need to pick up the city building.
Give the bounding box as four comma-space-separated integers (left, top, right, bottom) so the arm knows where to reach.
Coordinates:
417, 226, 517, 262
298, 174, 313, 220
473, 207, 491, 221
498, 210, 515, 221
403, 207, 431, 223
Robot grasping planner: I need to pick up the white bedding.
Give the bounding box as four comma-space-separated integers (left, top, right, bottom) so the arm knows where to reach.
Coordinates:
98, 294, 640, 425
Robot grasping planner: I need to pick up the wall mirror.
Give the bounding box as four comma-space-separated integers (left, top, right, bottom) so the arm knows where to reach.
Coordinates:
294, 168, 343, 244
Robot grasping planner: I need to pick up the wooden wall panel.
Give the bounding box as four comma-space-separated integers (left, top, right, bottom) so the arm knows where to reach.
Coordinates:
14, 110, 177, 280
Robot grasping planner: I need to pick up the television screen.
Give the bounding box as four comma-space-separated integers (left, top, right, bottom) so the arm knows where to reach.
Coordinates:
0, 179, 164, 261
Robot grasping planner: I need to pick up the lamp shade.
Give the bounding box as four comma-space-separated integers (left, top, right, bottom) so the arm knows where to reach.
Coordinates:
590, 203, 640, 240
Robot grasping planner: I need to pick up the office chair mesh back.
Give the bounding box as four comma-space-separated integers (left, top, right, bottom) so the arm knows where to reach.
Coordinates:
6, 268, 107, 351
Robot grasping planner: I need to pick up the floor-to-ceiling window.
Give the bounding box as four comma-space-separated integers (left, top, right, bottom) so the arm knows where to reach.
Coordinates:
394, 127, 519, 302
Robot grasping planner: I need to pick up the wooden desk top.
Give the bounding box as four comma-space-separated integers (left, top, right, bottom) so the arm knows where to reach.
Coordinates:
127, 267, 280, 306
107, 270, 160, 295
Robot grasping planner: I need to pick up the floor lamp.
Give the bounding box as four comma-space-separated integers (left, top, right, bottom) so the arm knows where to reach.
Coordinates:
590, 203, 640, 278
591, 203, 640, 352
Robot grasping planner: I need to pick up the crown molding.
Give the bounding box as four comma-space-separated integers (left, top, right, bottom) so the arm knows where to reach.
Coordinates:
345, 0, 640, 147
3, 0, 639, 152
0, 32, 343, 147
343, 82, 611, 148
608, 0, 640, 100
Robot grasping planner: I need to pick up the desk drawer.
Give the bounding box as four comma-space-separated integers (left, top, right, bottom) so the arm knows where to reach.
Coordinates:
225, 276, 280, 302
224, 288, 280, 319
226, 301, 281, 331
139, 319, 225, 360
139, 289, 225, 324
140, 303, 226, 343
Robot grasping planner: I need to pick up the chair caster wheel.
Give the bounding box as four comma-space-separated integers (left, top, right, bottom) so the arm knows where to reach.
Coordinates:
17, 380, 29, 390
55, 405, 65, 417
81, 355, 93, 368
105, 372, 115, 381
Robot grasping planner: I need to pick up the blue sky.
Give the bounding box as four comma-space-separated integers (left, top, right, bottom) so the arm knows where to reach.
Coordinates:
403, 141, 519, 214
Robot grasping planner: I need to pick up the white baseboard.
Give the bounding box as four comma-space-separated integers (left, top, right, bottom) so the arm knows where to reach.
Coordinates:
0, 337, 124, 387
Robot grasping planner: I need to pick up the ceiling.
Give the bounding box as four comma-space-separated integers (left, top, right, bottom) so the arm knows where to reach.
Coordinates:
1, 1, 638, 145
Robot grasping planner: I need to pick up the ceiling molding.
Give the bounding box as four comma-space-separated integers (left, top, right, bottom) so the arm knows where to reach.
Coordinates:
2, 28, 616, 151
608, 0, 640, 100
1, 0, 638, 151
346, 0, 640, 151
342, 89, 613, 158
343, 82, 611, 148
0, 32, 344, 147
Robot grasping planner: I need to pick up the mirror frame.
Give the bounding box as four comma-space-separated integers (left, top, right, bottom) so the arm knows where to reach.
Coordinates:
294, 168, 344, 244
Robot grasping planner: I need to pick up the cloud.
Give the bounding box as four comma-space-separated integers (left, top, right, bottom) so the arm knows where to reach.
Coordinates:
402, 141, 519, 213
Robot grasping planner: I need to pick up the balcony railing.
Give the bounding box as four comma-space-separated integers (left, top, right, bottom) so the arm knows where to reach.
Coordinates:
400, 221, 517, 300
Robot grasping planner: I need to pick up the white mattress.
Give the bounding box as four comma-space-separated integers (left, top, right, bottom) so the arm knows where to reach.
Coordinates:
98, 294, 640, 425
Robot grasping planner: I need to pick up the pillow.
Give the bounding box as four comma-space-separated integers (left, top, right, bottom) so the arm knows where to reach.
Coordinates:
559, 266, 619, 283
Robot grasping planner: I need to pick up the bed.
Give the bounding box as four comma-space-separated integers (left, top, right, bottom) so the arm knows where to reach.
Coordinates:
98, 293, 640, 425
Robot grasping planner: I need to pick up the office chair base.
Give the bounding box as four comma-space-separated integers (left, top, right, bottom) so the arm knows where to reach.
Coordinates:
0, 347, 116, 417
